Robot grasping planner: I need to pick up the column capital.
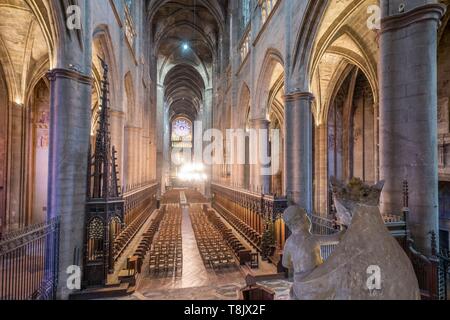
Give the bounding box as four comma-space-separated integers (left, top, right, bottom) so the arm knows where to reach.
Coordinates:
46, 68, 92, 85
249, 118, 270, 127
283, 91, 315, 103
381, 3, 446, 34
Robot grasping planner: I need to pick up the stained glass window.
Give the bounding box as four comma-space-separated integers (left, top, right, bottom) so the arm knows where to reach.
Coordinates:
173, 118, 192, 139
171, 118, 193, 149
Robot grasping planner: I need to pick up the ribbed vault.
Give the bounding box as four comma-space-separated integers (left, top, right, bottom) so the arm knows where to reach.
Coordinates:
150, 0, 225, 121
165, 64, 204, 120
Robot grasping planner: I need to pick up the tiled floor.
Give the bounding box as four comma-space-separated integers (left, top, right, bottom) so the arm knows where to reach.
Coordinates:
121, 203, 292, 300
180, 206, 209, 288
127, 279, 292, 301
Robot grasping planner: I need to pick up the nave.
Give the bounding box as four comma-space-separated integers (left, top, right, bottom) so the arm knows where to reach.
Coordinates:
116, 189, 291, 300
1, 0, 450, 301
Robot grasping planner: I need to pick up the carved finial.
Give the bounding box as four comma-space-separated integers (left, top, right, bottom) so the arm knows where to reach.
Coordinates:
97, 55, 108, 72
430, 231, 438, 256
402, 180, 409, 209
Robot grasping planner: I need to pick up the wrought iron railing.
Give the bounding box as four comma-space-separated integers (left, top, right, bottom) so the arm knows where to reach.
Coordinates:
437, 248, 450, 300
310, 214, 341, 235
309, 215, 342, 261
212, 183, 411, 264
0, 217, 60, 300
438, 250, 450, 300
406, 239, 440, 300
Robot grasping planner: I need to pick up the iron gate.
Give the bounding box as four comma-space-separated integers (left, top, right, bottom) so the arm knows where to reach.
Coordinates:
0, 218, 60, 300
438, 249, 450, 300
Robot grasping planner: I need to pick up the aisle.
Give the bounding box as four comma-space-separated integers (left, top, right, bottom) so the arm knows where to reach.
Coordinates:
180, 206, 209, 288
134, 202, 249, 299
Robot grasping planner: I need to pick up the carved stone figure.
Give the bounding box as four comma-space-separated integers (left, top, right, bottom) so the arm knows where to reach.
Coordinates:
282, 206, 345, 299
283, 178, 420, 300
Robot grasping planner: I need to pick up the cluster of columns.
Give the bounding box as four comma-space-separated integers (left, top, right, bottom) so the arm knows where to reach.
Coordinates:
43, 0, 446, 299
276, 2, 445, 256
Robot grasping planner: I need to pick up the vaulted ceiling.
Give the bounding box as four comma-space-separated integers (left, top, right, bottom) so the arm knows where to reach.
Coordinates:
149, 0, 227, 120
310, 0, 379, 124
0, 0, 49, 104
165, 63, 204, 121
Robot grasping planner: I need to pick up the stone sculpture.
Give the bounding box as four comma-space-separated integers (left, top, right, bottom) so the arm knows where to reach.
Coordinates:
282, 206, 345, 299
282, 178, 420, 300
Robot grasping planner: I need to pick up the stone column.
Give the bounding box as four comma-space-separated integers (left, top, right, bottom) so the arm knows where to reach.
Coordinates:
203, 88, 213, 198
47, 68, 92, 299
315, 123, 328, 216
284, 91, 314, 213
156, 84, 165, 194
161, 99, 170, 194
250, 118, 271, 194
380, 2, 445, 255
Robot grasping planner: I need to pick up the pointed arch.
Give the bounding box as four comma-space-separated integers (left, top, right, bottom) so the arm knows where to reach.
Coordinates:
254, 48, 285, 120
147, 0, 226, 34
92, 24, 120, 111
237, 82, 251, 129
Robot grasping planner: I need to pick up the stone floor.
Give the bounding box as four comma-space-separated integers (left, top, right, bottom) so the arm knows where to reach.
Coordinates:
120, 278, 292, 300
117, 203, 293, 301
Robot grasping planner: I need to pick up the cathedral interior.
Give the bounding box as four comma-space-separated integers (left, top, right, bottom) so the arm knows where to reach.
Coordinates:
1, 0, 450, 301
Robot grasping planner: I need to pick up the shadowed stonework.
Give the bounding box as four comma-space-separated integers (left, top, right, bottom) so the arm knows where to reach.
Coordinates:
284, 179, 420, 300
0, 0, 449, 301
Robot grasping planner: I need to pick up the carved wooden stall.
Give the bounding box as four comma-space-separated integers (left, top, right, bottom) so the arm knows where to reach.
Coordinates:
212, 180, 450, 300
83, 60, 125, 287
113, 183, 159, 263
211, 183, 288, 258
83, 60, 159, 288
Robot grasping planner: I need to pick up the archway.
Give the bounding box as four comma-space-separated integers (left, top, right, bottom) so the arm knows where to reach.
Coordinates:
307, 0, 379, 216
150, 0, 223, 196
236, 84, 251, 190
0, 0, 53, 230
255, 50, 285, 195
28, 79, 50, 225
267, 73, 285, 196
327, 66, 375, 185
